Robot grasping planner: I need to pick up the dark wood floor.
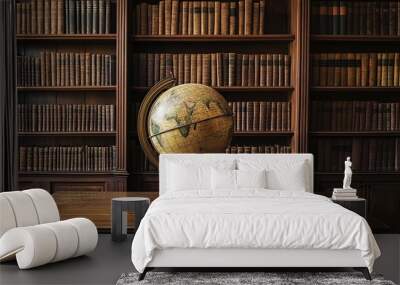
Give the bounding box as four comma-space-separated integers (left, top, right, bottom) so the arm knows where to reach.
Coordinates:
0, 234, 134, 285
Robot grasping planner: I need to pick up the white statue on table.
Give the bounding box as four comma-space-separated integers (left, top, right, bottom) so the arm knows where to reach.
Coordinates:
343, 157, 353, 189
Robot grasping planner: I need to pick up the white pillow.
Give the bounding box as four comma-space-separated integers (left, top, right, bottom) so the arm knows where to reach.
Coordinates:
238, 159, 308, 192
167, 160, 236, 192
211, 168, 236, 190
237, 169, 267, 189
211, 169, 267, 190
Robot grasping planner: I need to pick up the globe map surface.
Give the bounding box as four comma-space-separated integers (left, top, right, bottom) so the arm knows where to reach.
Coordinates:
148, 83, 233, 154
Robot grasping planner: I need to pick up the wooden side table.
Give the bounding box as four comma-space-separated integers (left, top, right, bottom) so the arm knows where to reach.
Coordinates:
332, 198, 367, 219
111, 197, 150, 242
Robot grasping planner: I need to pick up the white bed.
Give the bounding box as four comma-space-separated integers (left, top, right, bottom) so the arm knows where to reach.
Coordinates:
131, 154, 380, 280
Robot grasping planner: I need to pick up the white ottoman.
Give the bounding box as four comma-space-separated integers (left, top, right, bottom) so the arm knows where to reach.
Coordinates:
0, 189, 98, 269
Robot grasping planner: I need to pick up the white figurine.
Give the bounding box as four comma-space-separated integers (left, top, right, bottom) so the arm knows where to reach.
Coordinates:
343, 157, 353, 189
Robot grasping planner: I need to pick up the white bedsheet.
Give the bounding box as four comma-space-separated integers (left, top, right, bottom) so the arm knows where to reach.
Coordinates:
131, 190, 380, 273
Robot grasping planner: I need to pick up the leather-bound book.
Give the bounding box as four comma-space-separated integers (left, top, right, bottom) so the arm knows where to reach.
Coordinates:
394, 53, 399, 87
183, 54, 190, 83
221, 1, 229, 35
236, 102, 241, 132
259, 101, 266, 131
377, 53, 382, 86
355, 53, 361, 86
241, 101, 247, 131
77, 54, 83, 86
347, 53, 356, 87
211, 53, 217, 86
270, 101, 276, 131
99, 0, 105, 33
45, 51, 51, 86
165, 0, 172, 35
16, 3, 21, 35
35, 57, 41, 86
319, 0, 327, 34
76, 0, 81, 34
369, 53, 377, 87
202, 53, 211, 85
197, 54, 202, 83
244, 0, 252, 35
135, 4, 140, 34
208, 1, 215, 34
222, 53, 229, 86
333, 1, 340, 34
140, 2, 148, 35
49, 52, 56, 86
252, 0, 260, 35
159, 53, 166, 80
259, 0, 265, 34
216, 53, 223, 86
31, 0, 37, 34
339, 0, 347, 35
166, 53, 173, 79
276, 101, 282, 130
159, 0, 165, 35
86, 0, 92, 34
229, 1, 236, 35
201, 1, 208, 35
278, 54, 284, 87
182, 1, 188, 34
361, 53, 369, 87
366, 1, 373, 35
228, 53, 235, 86
253, 101, 259, 131
318, 53, 327, 86
241, 54, 249, 86
272, 54, 279, 87
44, 0, 51, 34
84, 52, 90, 86
148, 5, 153, 35
359, 1, 367, 35
214, 0, 221, 35
105, 0, 110, 33
172, 53, 178, 80
260, 54, 266, 86
178, 54, 184, 84
381, 1, 390, 35
171, 0, 179, 34
388, 53, 395, 86
193, 1, 201, 35
264, 101, 271, 131
326, 53, 334, 86
381, 53, 388, 87
57, 0, 64, 34
147, 53, 154, 86
151, 5, 159, 35
254, 54, 260, 86
333, 53, 341, 86
266, 53, 272, 87
188, 1, 194, 34
238, 0, 244, 34
248, 54, 255, 86
345, 0, 352, 34
284, 55, 290, 87
235, 54, 242, 86
246, 101, 253, 131
190, 54, 197, 83
311, 54, 319, 86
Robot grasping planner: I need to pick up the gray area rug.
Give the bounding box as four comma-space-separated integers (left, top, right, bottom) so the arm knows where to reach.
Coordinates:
116, 272, 396, 285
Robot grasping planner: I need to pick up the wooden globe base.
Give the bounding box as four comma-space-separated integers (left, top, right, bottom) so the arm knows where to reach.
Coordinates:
137, 78, 176, 168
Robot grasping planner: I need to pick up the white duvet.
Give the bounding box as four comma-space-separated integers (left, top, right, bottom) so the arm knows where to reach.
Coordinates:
131, 190, 380, 273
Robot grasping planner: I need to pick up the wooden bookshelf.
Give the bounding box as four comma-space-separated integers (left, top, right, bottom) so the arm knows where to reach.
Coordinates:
16, 0, 400, 233
309, 0, 400, 233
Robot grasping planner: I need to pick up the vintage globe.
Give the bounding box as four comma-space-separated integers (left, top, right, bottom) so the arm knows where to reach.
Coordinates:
148, 83, 233, 154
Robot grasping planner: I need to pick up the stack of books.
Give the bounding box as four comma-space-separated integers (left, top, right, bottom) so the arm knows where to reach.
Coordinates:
332, 188, 358, 200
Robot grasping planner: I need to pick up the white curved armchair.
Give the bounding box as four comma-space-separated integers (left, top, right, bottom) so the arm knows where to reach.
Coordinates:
0, 189, 98, 269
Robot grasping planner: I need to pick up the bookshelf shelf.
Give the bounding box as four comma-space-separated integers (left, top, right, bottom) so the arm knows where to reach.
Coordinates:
311, 35, 400, 43
234, 131, 294, 137
18, 132, 117, 137
310, 131, 400, 137
17, 86, 116, 92
16, 34, 117, 41
132, 86, 294, 93
19, 171, 128, 176
315, 172, 400, 176
311, 87, 400, 93
131, 35, 295, 43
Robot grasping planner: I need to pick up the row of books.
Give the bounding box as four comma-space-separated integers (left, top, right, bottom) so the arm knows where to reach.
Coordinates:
225, 144, 292, 153
311, 101, 400, 131
312, 1, 400, 35
229, 101, 291, 132
312, 53, 400, 87
17, 52, 116, 87
134, 0, 266, 35
19, 145, 117, 172
314, 137, 400, 172
133, 53, 291, 87
130, 145, 157, 173
16, 0, 113, 35
17, 104, 115, 133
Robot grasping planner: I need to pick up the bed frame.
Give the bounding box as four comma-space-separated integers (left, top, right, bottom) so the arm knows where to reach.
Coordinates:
138, 154, 372, 281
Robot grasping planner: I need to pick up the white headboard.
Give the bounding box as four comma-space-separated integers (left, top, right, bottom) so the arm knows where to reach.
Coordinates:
159, 154, 314, 195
